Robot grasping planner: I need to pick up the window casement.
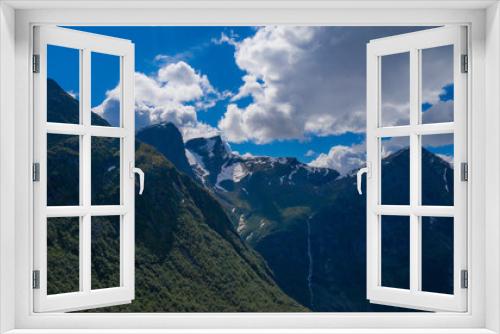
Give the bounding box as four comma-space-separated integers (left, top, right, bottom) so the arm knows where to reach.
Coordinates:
32, 26, 140, 312
361, 26, 468, 312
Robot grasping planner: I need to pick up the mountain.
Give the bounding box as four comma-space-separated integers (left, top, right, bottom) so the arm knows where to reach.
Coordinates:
185, 136, 338, 191
184, 135, 236, 186
136, 122, 194, 178
184, 135, 340, 243
46, 79, 306, 312
47, 79, 108, 126
182, 135, 347, 309
176, 132, 452, 311
301, 147, 454, 311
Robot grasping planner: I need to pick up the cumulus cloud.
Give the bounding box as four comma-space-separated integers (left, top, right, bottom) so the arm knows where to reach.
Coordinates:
309, 143, 366, 175
380, 52, 410, 126
420, 45, 454, 124
217, 27, 427, 144
217, 26, 453, 145
93, 60, 226, 141
217, 26, 364, 144
422, 96, 454, 124
422, 46, 453, 105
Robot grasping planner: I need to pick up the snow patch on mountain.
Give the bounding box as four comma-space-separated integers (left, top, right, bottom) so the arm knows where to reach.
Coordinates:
204, 139, 216, 158
240, 152, 255, 160
185, 149, 210, 184
437, 154, 453, 167
216, 162, 249, 189
259, 219, 268, 229
237, 214, 246, 233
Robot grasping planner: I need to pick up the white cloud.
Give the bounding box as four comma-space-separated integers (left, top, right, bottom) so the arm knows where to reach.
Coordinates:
305, 149, 316, 157
181, 123, 221, 142
231, 74, 265, 101
212, 32, 239, 47
156, 61, 213, 98
379, 52, 410, 127
308, 132, 452, 176
421, 45, 453, 106
216, 27, 371, 143
309, 143, 366, 175
93, 60, 226, 141
422, 98, 454, 124
218, 26, 452, 144
154, 52, 193, 64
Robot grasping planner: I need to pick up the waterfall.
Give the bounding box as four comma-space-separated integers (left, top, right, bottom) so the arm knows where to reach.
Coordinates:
306, 215, 314, 308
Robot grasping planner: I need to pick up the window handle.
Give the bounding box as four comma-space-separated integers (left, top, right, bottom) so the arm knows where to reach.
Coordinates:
130, 162, 145, 195
356, 162, 371, 195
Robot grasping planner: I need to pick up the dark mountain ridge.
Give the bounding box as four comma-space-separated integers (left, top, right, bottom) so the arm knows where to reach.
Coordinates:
136, 122, 194, 178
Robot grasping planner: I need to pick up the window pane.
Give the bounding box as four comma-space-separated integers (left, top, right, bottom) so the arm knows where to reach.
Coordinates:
421, 217, 454, 294
421, 134, 454, 206
381, 215, 410, 290
380, 52, 410, 127
91, 216, 121, 289
47, 134, 80, 206
47, 45, 80, 124
47, 217, 80, 295
91, 52, 121, 127
91, 137, 120, 205
381, 137, 410, 205
421, 45, 454, 124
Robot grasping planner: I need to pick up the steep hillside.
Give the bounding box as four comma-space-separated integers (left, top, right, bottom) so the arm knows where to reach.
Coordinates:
46, 79, 306, 312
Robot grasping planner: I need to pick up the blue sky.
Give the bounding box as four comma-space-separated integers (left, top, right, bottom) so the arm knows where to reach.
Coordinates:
48, 26, 453, 172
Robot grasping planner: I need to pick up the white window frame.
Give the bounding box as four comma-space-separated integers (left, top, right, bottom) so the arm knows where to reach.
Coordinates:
365, 26, 468, 312
32, 26, 136, 312
0, 1, 499, 333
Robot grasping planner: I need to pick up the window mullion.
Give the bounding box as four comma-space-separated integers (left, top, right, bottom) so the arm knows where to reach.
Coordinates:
409, 47, 421, 293
81, 48, 92, 293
